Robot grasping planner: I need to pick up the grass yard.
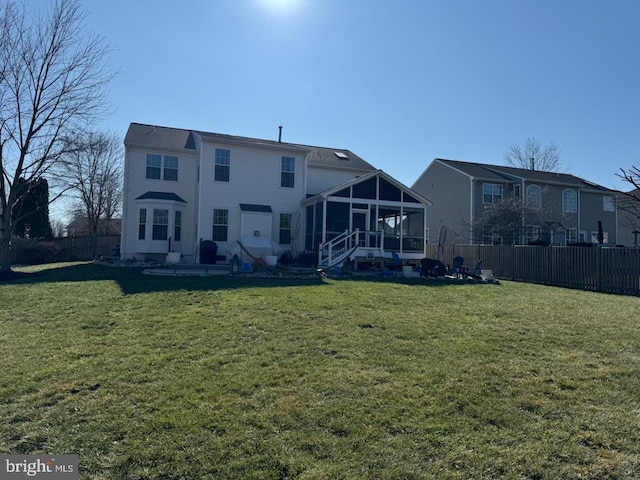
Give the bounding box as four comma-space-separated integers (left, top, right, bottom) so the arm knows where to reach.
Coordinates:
1, 262, 639, 479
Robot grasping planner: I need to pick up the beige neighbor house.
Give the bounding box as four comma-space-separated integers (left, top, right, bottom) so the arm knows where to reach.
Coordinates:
121, 123, 432, 266
412, 158, 620, 246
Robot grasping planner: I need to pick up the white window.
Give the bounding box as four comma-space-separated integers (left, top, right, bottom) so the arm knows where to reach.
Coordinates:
213, 209, 228, 242
579, 230, 587, 243
483, 184, 503, 204
146, 154, 161, 179
279, 214, 292, 244
146, 154, 178, 181
563, 189, 577, 213
281, 157, 295, 188
482, 225, 502, 245
526, 225, 541, 244
138, 209, 146, 240
526, 185, 542, 210
163, 156, 178, 181
565, 228, 577, 245
152, 209, 169, 240
174, 210, 182, 242
603, 196, 614, 212
215, 149, 230, 182
591, 231, 608, 244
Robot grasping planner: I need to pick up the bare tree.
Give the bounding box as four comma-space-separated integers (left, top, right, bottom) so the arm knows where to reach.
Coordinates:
616, 166, 640, 221
58, 131, 122, 256
504, 137, 562, 172
0, 0, 113, 272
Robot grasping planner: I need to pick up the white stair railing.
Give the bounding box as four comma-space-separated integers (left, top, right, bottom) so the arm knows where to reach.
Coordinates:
318, 229, 360, 268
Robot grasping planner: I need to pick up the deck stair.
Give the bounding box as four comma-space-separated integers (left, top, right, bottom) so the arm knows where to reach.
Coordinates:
317, 229, 384, 272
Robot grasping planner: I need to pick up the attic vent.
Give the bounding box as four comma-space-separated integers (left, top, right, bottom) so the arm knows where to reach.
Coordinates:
334, 151, 348, 160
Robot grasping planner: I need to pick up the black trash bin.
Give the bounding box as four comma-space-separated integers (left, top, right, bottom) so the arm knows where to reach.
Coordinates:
200, 240, 218, 264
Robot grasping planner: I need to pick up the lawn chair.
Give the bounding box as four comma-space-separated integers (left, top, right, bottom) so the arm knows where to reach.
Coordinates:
467, 260, 483, 280
450, 256, 465, 278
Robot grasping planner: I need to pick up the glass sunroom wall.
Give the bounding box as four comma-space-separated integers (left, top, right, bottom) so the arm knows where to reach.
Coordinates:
401, 207, 425, 252
378, 207, 401, 251
326, 201, 349, 241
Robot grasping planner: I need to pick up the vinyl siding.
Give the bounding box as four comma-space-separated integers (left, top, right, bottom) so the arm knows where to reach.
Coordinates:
306, 166, 365, 196
412, 161, 472, 244
580, 190, 617, 243
197, 141, 306, 256
121, 147, 198, 260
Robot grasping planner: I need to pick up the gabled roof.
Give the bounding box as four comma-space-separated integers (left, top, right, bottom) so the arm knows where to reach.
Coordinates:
125, 124, 196, 151
125, 123, 376, 172
434, 158, 613, 191
302, 169, 433, 207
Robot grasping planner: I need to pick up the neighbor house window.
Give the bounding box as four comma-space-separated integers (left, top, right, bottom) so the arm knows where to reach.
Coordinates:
163, 156, 178, 181
281, 156, 295, 188
603, 195, 614, 212
563, 189, 577, 213
565, 228, 577, 245
152, 209, 169, 240
527, 185, 542, 210
482, 225, 502, 245
579, 230, 587, 242
526, 225, 541, 244
138, 209, 147, 240
215, 149, 230, 182
213, 208, 228, 242
146, 154, 162, 179
174, 210, 182, 242
279, 213, 292, 244
591, 231, 609, 244
483, 184, 503, 204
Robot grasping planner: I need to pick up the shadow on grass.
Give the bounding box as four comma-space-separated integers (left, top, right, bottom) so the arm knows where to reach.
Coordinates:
3, 262, 493, 294
3, 262, 328, 295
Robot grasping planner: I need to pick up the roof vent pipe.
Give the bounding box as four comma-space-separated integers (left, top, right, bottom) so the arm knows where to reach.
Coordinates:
278, 126, 282, 143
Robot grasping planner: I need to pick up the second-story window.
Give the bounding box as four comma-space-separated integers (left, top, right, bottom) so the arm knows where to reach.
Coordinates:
281, 156, 295, 188
164, 156, 178, 181
483, 183, 502, 204
563, 189, 577, 213
603, 196, 614, 212
146, 154, 161, 179
146, 154, 178, 181
215, 149, 230, 182
527, 185, 542, 210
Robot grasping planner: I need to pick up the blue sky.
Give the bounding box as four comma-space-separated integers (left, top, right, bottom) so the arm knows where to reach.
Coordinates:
77, 0, 639, 193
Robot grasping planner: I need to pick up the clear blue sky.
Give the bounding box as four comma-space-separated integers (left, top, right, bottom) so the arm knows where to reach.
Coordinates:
78, 0, 639, 192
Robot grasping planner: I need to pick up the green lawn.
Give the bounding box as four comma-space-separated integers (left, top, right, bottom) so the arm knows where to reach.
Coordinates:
1, 263, 639, 479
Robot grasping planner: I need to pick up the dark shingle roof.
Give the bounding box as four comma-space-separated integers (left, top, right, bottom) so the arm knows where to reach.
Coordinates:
436, 158, 611, 190
125, 124, 196, 151
136, 191, 187, 203
125, 123, 376, 172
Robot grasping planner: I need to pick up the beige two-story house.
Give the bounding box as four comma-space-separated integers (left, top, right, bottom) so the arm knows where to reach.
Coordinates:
412, 159, 619, 245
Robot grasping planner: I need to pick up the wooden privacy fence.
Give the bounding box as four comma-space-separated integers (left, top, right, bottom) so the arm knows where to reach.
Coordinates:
425, 244, 640, 297
11, 235, 120, 264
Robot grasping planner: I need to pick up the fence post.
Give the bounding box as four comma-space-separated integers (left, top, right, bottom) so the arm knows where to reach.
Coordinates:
596, 247, 602, 293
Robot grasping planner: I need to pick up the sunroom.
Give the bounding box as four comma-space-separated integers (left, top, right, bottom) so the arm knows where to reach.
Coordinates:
301, 170, 432, 267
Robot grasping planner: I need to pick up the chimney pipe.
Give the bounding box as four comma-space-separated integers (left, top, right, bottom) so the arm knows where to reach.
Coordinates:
278, 126, 282, 143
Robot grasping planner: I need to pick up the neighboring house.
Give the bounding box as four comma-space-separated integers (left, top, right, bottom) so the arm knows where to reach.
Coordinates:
617, 189, 640, 246
121, 123, 432, 264
412, 158, 619, 246
66, 217, 122, 237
